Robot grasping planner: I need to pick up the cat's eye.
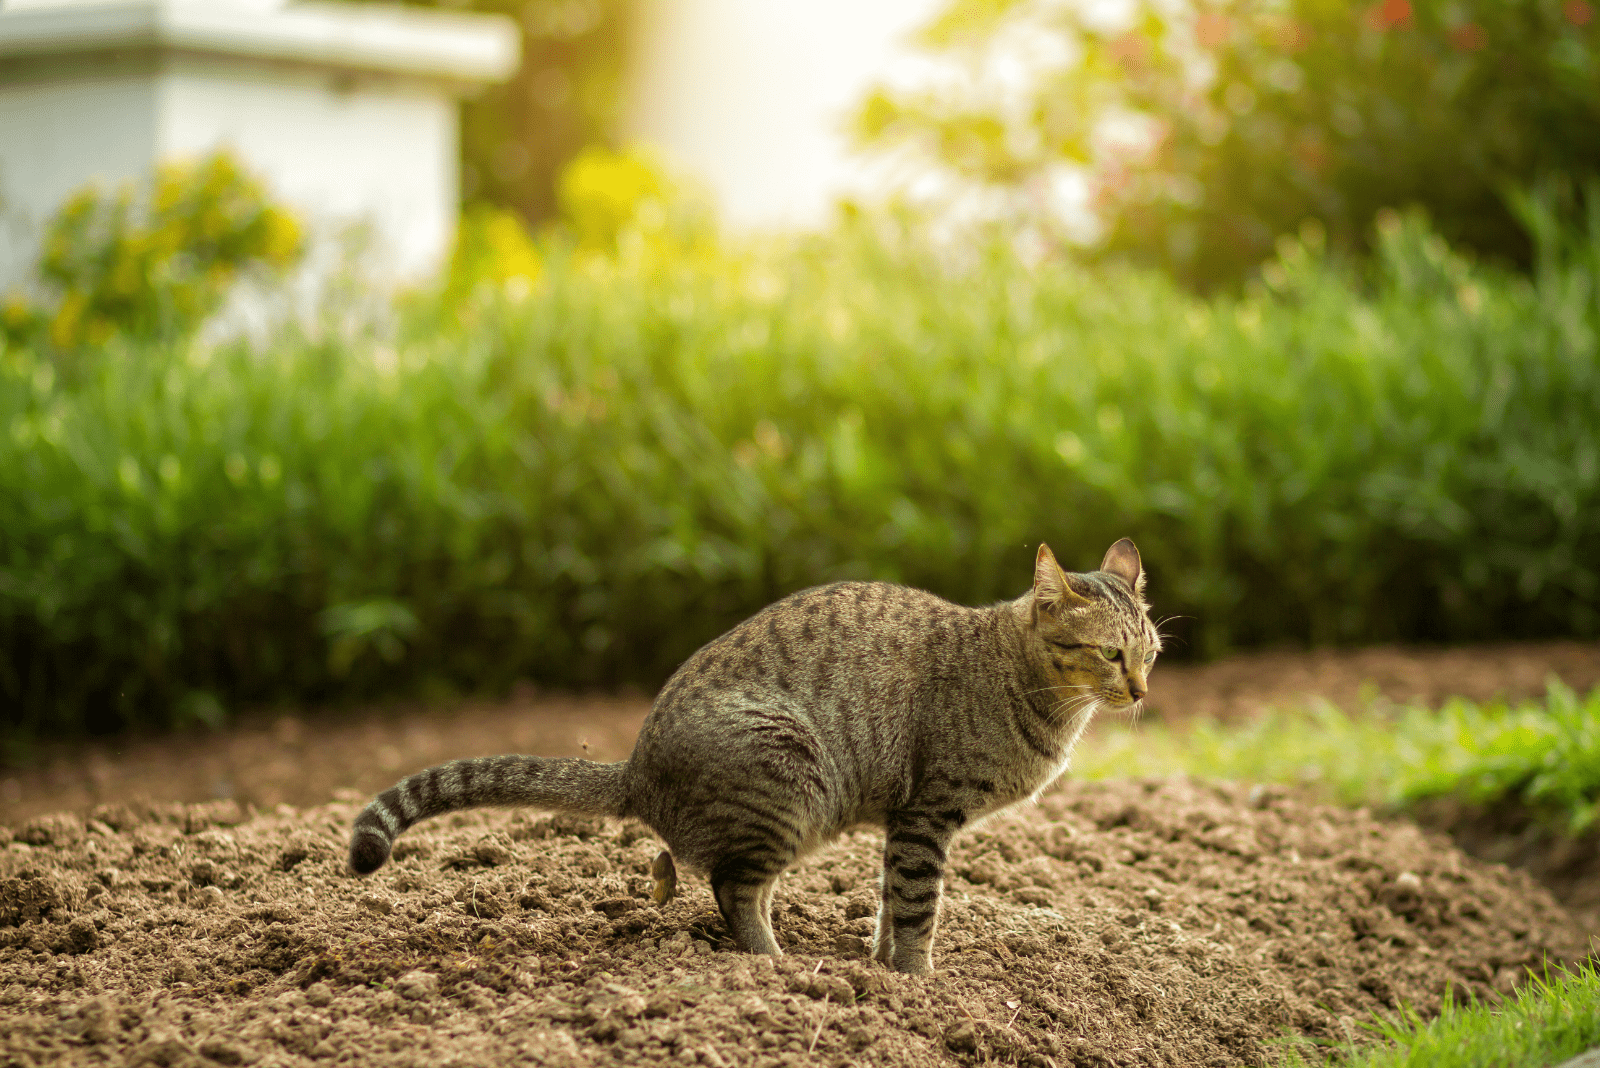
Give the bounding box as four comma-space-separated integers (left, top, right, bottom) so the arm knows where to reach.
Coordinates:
1100, 646, 1120, 661
1144, 652, 1157, 664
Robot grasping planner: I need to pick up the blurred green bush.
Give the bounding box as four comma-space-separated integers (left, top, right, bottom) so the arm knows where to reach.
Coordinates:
1, 152, 1598, 748
859, 0, 1600, 289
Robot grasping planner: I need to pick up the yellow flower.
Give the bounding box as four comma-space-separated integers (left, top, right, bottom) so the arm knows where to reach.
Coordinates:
558, 146, 671, 251
32, 149, 304, 350
2, 292, 34, 330
259, 208, 302, 266
445, 208, 542, 303
50, 290, 86, 349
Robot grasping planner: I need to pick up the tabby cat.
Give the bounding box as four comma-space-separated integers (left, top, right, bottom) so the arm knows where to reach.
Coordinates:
349, 539, 1160, 974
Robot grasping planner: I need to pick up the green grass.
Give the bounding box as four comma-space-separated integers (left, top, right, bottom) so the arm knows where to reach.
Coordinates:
1078, 683, 1600, 832
1278, 962, 1600, 1068
3, 203, 1600, 742
1075, 688, 1600, 1067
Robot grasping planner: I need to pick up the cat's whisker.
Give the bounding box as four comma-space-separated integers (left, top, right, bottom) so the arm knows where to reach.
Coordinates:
1153, 614, 1189, 647
1025, 683, 1096, 722
1043, 702, 1086, 724
1063, 701, 1100, 735
1044, 693, 1099, 726
1019, 682, 1092, 700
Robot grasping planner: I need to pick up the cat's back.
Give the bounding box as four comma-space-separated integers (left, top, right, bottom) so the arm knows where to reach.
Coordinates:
625, 580, 972, 827
646, 579, 970, 719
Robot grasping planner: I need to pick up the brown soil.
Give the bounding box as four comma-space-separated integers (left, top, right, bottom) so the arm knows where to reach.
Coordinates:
1, 640, 1596, 1067
1, 779, 1588, 1068
1409, 798, 1600, 935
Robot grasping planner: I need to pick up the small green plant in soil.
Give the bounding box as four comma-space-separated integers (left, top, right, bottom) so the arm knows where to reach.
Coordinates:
1079, 683, 1600, 832
1279, 962, 1600, 1068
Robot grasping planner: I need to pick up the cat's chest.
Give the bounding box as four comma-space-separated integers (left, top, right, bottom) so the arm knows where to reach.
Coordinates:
932, 758, 1059, 824
964, 738, 1080, 816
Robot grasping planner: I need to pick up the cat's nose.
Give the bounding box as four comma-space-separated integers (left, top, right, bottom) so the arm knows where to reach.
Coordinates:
1127, 678, 1147, 701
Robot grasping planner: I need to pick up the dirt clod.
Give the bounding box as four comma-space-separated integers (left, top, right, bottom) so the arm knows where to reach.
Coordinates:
0, 778, 1590, 1067
19, 813, 85, 848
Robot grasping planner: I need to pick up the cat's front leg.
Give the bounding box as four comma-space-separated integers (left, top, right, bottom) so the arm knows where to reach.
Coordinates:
873, 810, 962, 974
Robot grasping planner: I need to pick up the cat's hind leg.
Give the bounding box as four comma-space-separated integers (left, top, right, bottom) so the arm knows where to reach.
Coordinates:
871, 893, 895, 966
756, 878, 780, 935
710, 852, 785, 956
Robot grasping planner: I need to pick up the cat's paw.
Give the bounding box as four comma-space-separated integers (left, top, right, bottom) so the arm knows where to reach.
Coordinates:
890, 951, 934, 975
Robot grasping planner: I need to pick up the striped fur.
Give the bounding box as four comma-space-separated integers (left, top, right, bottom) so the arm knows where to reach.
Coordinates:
349, 755, 626, 874
348, 539, 1160, 974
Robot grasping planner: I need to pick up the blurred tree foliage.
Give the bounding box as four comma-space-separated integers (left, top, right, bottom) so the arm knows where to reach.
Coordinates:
359, 0, 636, 223
556, 144, 715, 252
857, 0, 1600, 288
559, 144, 673, 250
441, 145, 703, 311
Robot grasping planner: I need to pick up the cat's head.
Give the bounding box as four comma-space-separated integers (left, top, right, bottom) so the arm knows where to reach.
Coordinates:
1026, 539, 1161, 710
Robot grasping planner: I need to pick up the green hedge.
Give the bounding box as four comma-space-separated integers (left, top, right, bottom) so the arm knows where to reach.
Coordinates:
3, 208, 1599, 744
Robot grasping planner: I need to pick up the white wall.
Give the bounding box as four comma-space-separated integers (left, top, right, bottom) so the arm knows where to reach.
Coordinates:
0, 0, 513, 293
623, 0, 944, 232
0, 63, 457, 290
0, 74, 159, 288
156, 63, 456, 281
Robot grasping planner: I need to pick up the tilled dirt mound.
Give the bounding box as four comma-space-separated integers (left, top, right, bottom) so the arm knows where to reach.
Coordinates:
1410, 797, 1600, 936
0, 779, 1589, 1068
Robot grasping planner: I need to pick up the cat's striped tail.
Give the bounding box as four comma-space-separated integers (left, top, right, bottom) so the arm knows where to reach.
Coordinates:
348, 755, 629, 875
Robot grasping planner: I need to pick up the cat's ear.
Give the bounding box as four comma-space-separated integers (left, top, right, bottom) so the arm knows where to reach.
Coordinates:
1033, 543, 1087, 616
1100, 538, 1144, 594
